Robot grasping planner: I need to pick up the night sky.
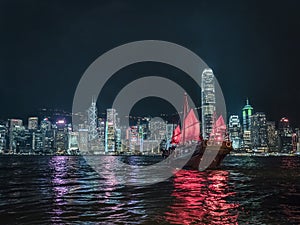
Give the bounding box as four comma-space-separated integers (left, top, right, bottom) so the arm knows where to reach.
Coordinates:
1, 0, 300, 126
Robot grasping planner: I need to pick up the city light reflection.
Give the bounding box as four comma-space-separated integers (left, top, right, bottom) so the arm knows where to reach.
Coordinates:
165, 170, 239, 225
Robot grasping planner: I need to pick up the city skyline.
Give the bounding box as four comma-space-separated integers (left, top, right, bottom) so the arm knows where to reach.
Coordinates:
0, 95, 298, 154
0, 1, 300, 126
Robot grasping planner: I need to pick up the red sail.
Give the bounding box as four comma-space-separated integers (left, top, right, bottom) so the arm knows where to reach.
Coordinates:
171, 125, 181, 144
182, 109, 200, 142
182, 93, 190, 143
211, 115, 227, 141
215, 115, 226, 129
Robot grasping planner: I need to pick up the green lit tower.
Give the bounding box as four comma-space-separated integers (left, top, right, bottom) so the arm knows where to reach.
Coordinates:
242, 99, 253, 131
242, 99, 254, 150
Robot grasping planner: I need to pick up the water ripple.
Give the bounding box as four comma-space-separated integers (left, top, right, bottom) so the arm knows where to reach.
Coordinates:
0, 155, 299, 224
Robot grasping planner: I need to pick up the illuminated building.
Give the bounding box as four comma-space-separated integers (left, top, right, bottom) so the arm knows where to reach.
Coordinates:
292, 132, 297, 152
41, 118, 54, 154
68, 132, 79, 154
201, 68, 216, 139
115, 128, 122, 153
87, 97, 98, 142
0, 125, 7, 153
242, 99, 253, 131
97, 117, 106, 153
166, 124, 175, 148
266, 121, 278, 152
9, 119, 23, 153
148, 118, 167, 141
242, 130, 251, 151
278, 117, 293, 153
105, 108, 118, 154
28, 117, 38, 130
32, 130, 44, 154
251, 112, 268, 152
295, 128, 300, 153
241, 99, 253, 150
9, 124, 32, 154
41, 118, 51, 131
54, 119, 68, 154
129, 126, 138, 152
139, 125, 145, 153
78, 128, 88, 153
228, 115, 242, 149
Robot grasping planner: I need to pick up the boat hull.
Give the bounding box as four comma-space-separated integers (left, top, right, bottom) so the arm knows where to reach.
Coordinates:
163, 141, 233, 170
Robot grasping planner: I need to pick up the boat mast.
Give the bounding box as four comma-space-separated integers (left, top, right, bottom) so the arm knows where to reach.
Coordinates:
182, 93, 189, 144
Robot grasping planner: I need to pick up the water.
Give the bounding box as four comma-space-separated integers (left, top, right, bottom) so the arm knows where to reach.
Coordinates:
0, 155, 299, 224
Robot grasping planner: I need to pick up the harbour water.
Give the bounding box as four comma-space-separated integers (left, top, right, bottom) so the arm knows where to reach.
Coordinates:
0, 155, 299, 224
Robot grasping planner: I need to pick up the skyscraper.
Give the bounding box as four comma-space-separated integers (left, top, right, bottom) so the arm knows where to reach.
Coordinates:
40, 118, 51, 131
201, 68, 216, 139
241, 99, 253, 150
78, 128, 88, 153
32, 130, 44, 154
68, 132, 79, 153
40, 118, 54, 154
9, 119, 23, 153
278, 117, 293, 152
242, 99, 253, 131
166, 123, 175, 148
115, 128, 122, 153
148, 118, 167, 141
228, 115, 242, 149
98, 117, 106, 153
266, 121, 278, 152
294, 128, 300, 153
54, 119, 68, 154
128, 125, 138, 152
0, 125, 7, 153
105, 108, 118, 154
87, 97, 98, 142
28, 117, 38, 130
251, 112, 268, 152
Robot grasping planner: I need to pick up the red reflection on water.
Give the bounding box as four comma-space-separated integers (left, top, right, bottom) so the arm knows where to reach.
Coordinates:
165, 170, 239, 225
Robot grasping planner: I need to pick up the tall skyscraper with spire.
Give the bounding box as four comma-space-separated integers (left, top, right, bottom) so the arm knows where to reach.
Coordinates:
242, 99, 253, 131
242, 99, 253, 150
87, 97, 98, 142
201, 68, 216, 139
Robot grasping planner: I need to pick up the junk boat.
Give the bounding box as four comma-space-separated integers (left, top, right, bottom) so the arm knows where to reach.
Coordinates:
160, 94, 233, 170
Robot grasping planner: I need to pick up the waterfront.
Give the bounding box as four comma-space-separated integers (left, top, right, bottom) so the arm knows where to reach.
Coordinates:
0, 155, 299, 224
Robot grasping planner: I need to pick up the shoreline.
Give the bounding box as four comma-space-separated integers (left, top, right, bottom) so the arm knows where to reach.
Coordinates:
0, 152, 299, 157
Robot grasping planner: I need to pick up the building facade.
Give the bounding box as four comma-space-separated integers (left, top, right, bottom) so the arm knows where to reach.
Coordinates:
278, 117, 293, 152
241, 99, 253, 150
28, 117, 38, 130
266, 121, 278, 152
0, 125, 7, 153
251, 112, 268, 152
105, 108, 118, 154
228, 115, 242, 150
201, 68, 216, 139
